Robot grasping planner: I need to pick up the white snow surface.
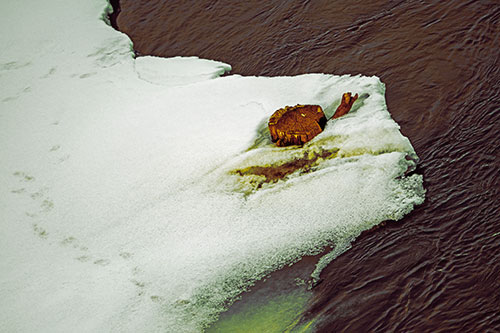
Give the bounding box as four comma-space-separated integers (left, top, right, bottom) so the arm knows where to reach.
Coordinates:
0, 0, 425, 332
135, 56, 232, 86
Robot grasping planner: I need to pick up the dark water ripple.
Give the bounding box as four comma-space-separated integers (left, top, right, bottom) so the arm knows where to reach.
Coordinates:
113, 0, 499, 331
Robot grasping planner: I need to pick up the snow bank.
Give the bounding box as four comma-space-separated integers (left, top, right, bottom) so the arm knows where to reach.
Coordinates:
0, 0, 424, 332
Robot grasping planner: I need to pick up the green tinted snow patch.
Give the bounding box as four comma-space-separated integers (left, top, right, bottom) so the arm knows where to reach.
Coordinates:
207, 287, 312, 333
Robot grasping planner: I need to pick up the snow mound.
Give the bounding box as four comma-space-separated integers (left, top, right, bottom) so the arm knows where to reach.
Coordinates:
0, 1, 424, 332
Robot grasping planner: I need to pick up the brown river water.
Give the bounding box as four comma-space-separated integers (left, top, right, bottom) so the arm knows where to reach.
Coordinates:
110, 0, 499, 331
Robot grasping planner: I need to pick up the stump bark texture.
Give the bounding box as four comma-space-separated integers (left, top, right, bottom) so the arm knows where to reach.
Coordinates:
268, 93, 358, 147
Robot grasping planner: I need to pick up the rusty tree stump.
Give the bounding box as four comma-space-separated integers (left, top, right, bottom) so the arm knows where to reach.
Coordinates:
269, 92, 358, 147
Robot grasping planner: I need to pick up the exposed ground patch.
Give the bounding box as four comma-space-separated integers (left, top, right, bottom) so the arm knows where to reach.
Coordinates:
233, 148, 338, 185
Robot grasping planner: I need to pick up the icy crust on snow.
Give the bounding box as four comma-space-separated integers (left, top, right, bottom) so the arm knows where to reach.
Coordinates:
135, 56, 232, 86
0, 1, 424, 332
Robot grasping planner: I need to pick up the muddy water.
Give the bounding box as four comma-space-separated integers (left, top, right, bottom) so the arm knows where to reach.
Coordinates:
112, 0, 500, 331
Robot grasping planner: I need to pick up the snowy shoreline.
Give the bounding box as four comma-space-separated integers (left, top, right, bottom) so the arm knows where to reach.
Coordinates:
0, 1, 424, 331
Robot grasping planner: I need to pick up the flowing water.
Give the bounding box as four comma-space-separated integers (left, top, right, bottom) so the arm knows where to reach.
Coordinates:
111, 0, 499, 331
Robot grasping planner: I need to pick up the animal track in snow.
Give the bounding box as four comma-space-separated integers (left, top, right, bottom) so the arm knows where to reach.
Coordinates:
33, 223, 48, 239
49, 145, 61, 152
13, 171, 35, 182
0, 61, 32, 71
119, 252, 132, 259
94, 259, 111, 266
40, 67, 57, 79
